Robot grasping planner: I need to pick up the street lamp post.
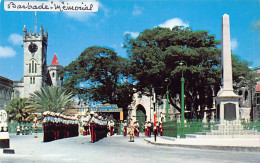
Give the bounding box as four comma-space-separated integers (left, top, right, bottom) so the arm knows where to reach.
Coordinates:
165, 78, 171, 122
152, 88, 156, 142
179, 61, 187, 138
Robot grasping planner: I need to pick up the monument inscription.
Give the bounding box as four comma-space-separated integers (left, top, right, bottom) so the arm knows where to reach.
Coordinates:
224, 103, 236, 120
0, 110, 8, 122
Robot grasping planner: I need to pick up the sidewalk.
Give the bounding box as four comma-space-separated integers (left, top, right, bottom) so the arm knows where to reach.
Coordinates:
144, 136, 260, 152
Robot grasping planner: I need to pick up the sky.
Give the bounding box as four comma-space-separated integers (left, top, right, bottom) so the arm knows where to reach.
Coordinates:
0, 0, 260, 81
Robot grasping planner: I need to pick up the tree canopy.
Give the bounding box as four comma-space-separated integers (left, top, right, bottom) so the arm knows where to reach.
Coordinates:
25, 86, 74, 114
124, 26, 254, 119
6, 98, 31, 123
60, 46, 134, 117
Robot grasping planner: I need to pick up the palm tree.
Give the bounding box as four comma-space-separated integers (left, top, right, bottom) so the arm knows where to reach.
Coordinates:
6, 98, 30, 123
25, 86, 74, 113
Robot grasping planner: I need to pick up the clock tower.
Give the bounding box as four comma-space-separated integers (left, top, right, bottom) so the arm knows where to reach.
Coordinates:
23, 25, 49, 98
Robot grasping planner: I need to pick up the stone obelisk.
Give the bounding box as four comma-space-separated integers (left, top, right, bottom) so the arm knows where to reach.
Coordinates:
215, 14, 240, 123
220, 14, 236, 96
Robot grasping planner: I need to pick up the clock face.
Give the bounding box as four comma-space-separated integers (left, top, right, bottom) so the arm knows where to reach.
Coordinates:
28, 43, 38, 53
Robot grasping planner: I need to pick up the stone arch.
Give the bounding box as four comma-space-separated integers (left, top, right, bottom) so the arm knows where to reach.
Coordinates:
136, 104, 146, 132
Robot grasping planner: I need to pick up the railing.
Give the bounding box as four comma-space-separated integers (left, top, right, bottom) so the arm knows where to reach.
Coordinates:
8, 122, 43, 134
178, 120, 213, 137
241, 121, 260, 132
163, 120, 260, 138
162, 120, 177, 137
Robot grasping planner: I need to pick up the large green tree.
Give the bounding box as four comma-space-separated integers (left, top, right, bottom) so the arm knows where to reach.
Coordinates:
6, 98, 31, 123
60, 46, 134, 117
25, 86, 74, 113
124, 26, 253, 119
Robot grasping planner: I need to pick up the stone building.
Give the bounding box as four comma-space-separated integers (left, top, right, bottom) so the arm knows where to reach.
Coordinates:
13, 25, 63, 99
253, 66, 260, 121
128, 91, 178, 130
0, 77, 13, 110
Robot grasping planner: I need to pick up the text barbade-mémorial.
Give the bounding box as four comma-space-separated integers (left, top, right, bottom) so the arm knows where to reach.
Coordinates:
4, 1, 98, 12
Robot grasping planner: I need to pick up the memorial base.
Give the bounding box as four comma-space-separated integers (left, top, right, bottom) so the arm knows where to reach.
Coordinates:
3, 148, 15, 154
0, 139, 9, 148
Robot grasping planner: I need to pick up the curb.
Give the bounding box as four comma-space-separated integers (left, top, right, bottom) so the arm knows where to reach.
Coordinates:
144, 139, 260, 152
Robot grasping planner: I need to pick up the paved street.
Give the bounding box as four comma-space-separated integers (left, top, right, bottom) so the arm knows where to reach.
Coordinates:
1, 133, 260, 163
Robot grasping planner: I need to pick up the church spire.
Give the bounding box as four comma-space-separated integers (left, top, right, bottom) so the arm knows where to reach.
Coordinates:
51, 53, 60, 66
35, 11, 37, 34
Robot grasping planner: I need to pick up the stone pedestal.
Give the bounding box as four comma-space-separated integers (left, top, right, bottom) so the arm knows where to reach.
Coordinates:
0, 131, 10, 148
0, 110, 15, 154
215, 96, 240, 123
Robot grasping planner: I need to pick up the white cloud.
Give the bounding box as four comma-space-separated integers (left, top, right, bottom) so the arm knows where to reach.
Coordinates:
252, 20, 260, 32
230, 38, 238, 50
132, 5, 144, 16
159, 18, 189, 28
124, 31, 139, 38
8, 33, 23, 46
0, 46, 16, 58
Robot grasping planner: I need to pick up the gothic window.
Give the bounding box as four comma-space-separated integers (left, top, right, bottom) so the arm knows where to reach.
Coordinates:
30, 77, 32, 84
52, 72, 55, 78
35, 63, 37, 73
257, 97, 260, 105
29, 63, 31, 73
32, 60, 34, 73
244, 90, 248, 101
33, 77, 35, 84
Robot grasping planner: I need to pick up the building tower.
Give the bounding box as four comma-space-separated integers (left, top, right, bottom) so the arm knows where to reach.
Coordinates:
48, 53, 63, 87
23, 25, 48, 98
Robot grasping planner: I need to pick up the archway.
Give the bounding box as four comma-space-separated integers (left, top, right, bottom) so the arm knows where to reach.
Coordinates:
136, 104, 146, 132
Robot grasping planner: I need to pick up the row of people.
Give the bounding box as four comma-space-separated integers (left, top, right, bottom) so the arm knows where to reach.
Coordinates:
144, 121, 163, 137
144, 121, 152, 137
121, 120, 139, 137
81, 112, 114, 142
42, 111, 79, 142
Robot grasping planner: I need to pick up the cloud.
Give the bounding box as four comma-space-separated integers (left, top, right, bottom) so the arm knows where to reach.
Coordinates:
8, 33, 23, 46
252, 20, 260, 32
159, 18, 189, 28
124, 31, 139, 38
230, 38, 238, 50
0, 46, 16, 58
132, 5, 144, 16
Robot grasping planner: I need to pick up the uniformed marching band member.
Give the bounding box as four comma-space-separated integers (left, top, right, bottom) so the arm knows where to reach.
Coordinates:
122, 120, 127, 137
42, 111, 48, 142
159, 121, 163, 136
82, 112, 91, 135
134, 120, 139, 137
16, 125, 20, 135
143, 121, 147, 136
21, 124, 25, 135
147, 121, 152, 137
108, 120, 115, 136
127, 118, 135, 142
156, 121, 159, 136
33, 114, 38, 138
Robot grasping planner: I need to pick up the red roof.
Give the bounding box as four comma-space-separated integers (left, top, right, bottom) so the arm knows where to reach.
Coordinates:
50, 53, 60, 66
256, 83, 260, 92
